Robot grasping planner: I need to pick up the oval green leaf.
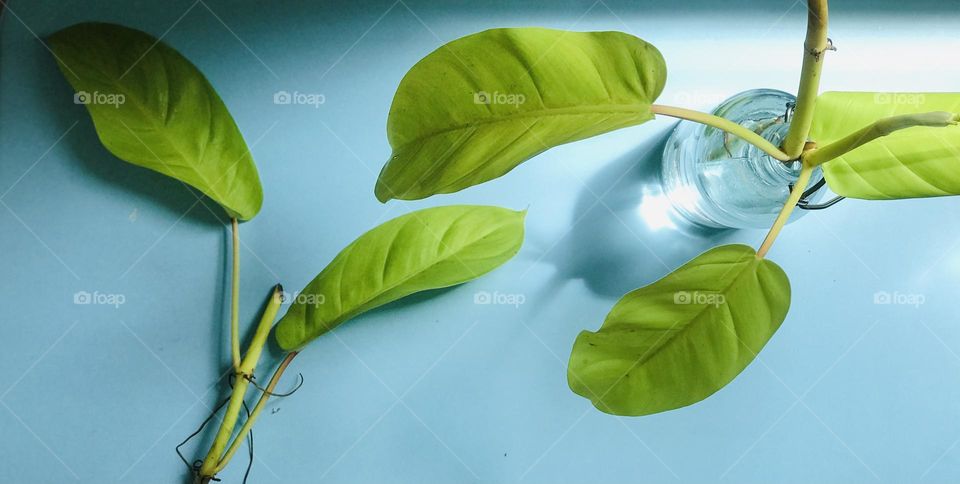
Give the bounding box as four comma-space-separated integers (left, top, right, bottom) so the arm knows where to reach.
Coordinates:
275, 205, 526, 350
810, 91, 960, 200
48, 22, 263, 220
568, 244, 790, 416
375, 27, 667, 202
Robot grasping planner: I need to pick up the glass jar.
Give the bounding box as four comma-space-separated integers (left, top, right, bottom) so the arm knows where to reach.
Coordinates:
660, 89, 825, 229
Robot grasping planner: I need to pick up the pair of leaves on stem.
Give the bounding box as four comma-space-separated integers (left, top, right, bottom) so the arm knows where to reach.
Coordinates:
48, 23, 529, 351
378, 27, 960, 415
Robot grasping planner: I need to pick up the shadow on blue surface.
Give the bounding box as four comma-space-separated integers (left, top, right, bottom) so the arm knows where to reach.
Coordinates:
543, 130, 736, 299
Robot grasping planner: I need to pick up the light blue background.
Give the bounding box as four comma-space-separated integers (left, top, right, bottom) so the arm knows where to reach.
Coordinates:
3, 1, 960, 483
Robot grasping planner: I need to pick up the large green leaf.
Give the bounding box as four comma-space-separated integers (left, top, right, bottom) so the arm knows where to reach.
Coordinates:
810, 91, 960, 200
568, 244, 790, 416
48, 22, 263, 220
275, 205, 525, 350
375, 28, 666, 202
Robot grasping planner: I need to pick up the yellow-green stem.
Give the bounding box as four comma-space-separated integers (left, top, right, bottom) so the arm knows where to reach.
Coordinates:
781, 0, 829, 158
237, 286, 282, 377
651, 104, 792, 161
214, 351, 299, 473
199, 284, 283, 480
231, 218, 241, 371
757, 162, 814, 259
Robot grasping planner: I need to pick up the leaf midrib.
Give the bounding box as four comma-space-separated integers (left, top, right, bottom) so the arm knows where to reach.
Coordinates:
393, 103, 651, 151
606, 253, 759, 369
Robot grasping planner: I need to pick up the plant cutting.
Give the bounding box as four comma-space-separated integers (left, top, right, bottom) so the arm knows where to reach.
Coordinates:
47, 22, 527, 482
375, 0, 960, 416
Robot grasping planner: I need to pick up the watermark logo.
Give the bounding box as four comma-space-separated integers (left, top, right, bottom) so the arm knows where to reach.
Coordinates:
474, 91, 526, 107
873, 290, 925, 307
274, 90, 325, 108
73, 290, 125, 308
473, 290, 525, 308
74, 90, 125, 108
671, 90, 727, 107
874, 92, 926, 108
673, 291, 725, 307
281, 290, 326, 307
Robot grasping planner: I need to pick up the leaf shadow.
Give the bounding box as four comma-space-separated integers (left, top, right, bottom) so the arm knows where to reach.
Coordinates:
540, 127, 740, 300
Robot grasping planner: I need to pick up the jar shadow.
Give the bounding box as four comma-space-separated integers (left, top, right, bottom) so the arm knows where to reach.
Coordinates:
544, 128, 741, 299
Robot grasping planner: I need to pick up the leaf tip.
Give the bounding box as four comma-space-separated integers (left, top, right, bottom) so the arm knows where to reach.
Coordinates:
373, 181, 394, 203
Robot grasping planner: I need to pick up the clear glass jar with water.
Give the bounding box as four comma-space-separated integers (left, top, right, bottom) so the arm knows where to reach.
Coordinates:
661, 89, 826, 229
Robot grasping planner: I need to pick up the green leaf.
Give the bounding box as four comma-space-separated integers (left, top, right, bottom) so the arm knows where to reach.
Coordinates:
810, 91, 960, 200
568, 244, 790, 416
48, 22, 263, 220
375, 27, 666, 202
275, 205, 526, 350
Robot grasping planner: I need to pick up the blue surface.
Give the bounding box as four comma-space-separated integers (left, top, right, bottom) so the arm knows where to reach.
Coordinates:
3, 1, 960, 483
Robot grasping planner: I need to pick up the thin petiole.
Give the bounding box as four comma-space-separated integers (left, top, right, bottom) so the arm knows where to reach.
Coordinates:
756, 150, 816, 259
651, 104, 793, 162
805, 112, 959, 167
231, 218, 241, 372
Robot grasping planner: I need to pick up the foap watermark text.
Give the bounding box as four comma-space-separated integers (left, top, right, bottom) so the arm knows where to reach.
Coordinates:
874, 290, 925, 307
474, 290, 525, 308
874, 92, 926, 108
74, 90, 125, 108
274, 90, 325, 108
74, 290, 125, 308
674, 290, 725, 307
474, 91, 526, 107
281, 290, 326, 308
